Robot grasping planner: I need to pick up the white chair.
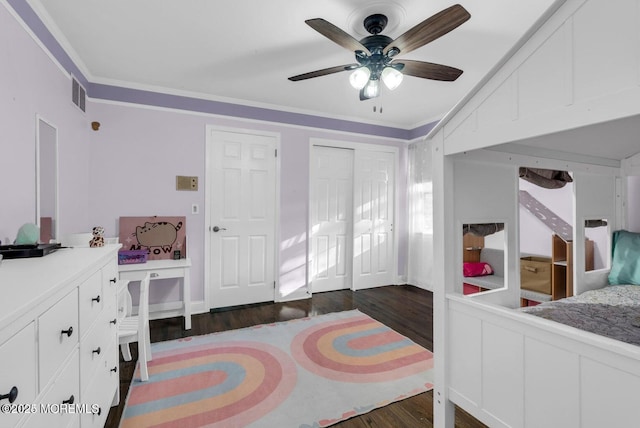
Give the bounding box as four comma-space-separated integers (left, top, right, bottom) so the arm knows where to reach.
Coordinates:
118, 272, 152, 381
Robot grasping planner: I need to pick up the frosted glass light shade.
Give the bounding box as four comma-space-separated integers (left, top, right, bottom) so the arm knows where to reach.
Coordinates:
381, 67, 403, 90
349, 68, 371, 89
364, 79, 380, 98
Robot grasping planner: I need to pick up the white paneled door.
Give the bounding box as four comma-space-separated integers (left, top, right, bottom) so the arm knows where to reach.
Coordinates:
353, 150, 395, 290
310, 146, 354, 292
208, 130, 277, 308
310, 144, 396, 293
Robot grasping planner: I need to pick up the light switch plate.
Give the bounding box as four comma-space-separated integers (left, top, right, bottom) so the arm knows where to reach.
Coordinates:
176, 176, 198, 191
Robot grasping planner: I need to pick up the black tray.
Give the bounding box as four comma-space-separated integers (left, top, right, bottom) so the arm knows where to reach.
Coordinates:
0, 243, 62, 259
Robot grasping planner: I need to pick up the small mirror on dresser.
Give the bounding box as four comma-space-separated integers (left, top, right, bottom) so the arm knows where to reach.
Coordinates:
36, 116, 58, 243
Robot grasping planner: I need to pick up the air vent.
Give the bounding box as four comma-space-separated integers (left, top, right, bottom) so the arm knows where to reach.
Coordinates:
71, 77, 86, 112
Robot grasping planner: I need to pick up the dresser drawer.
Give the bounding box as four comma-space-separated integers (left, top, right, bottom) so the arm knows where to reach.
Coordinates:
66, 413, 80, 428
80, 343, 118, 428
79, 304, 116, 384
38, 289, 79, 389
120, 266, 183, 281
0, 323, 37, 428
78, 270, 103, 336
102, 260, 119, 310
24, 350, 80, 428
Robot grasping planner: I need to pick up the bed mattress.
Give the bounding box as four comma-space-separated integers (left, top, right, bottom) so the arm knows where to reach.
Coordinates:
521, 285, 640, 346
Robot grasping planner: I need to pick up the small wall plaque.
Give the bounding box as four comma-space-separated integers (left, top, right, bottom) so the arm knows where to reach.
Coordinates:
176, 176, 198, 191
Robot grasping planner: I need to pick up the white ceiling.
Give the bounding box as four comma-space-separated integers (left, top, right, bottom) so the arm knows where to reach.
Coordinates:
27, 0, 558, 130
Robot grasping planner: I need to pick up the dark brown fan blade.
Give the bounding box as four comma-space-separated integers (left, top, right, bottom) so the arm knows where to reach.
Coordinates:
306, 18, 370, 54
398, 60, 463, 81
288, 64, 358, 81
383, 4, 470, 56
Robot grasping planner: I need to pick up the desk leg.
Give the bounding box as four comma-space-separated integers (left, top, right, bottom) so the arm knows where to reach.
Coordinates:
183, 268, 192, 330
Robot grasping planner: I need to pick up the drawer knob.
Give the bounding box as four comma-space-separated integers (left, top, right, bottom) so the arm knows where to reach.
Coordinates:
62, 395, 74, 405
92, 295, 101, 303
92, 347, 101, 355
61, 326, 73, 337
110, 366, 117, 373
110, 278, 117, 284
0, 386, 18, 403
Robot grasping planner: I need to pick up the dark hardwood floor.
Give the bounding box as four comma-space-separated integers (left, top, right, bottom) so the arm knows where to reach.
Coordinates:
105, 285, 486, 428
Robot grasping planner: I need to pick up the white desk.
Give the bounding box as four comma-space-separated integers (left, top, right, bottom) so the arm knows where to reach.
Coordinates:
118, 258, 192, 330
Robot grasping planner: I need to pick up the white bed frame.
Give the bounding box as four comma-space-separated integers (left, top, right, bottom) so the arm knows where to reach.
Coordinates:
424, 0, 640, 426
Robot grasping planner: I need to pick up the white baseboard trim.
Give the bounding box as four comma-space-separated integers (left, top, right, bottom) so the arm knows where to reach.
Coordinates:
276, 292, 312, 303
406, 277, 433, 292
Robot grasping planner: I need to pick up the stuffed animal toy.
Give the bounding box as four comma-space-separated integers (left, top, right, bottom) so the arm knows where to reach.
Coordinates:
15, 223, 39, 245
89, 226, 105, 248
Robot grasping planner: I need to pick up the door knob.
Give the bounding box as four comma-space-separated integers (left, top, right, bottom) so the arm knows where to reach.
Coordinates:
212, 226, 227, 232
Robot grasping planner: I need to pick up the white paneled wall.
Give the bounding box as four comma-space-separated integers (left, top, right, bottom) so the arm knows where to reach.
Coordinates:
407, 141, 434, 290
440, 0, 640, 156
452, 157, 520, 307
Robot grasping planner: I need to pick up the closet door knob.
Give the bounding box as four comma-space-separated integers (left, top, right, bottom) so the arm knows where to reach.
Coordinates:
110, 318, 117, 325
110, 366, 117, 373
92, 295, 101, 303
0, 386, 18, 403
92, 347, 101, 355
61, 326, 73, 337
110, 278, 117, 284
62, 395, 74, 405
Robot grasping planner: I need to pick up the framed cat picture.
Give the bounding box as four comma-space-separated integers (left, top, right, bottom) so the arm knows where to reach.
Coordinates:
118, 216, 186, 260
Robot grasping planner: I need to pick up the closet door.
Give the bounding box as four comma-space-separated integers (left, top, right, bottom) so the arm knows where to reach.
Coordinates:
310, 146, 354, 292
353, 150, 395, 290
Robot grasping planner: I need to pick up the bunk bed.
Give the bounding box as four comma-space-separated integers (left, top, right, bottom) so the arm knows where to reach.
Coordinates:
423, 1, 640, 427
436, 152, 640, 428
521, 230, 640, 346
520, 284, 640, 346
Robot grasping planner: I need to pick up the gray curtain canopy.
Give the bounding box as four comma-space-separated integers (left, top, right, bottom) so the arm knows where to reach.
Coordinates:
463, 223, 504, 237
519, 167, 573, 189
586, 219, 608, 228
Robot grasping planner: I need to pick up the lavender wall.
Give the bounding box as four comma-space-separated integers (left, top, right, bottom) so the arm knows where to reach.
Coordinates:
0, 4, 92, 245
87, 101, 407, 304
1, 0, 409, 310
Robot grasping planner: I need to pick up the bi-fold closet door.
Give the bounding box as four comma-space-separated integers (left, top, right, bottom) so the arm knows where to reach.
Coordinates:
310, 144, 396, 293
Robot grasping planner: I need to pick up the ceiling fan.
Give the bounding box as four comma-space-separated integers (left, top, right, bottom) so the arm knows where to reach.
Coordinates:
288, 4, 470, 100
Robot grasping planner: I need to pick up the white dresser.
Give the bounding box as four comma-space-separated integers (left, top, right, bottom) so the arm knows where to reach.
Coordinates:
0, 245, 122, 428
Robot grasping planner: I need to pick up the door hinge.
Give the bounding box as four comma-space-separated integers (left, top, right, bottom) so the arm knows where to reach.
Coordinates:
273, 281, 276, 289
275, 149, 278, 157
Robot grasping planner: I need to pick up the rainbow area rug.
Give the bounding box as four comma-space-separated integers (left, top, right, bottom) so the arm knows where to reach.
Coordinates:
119, 310, 433, 428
